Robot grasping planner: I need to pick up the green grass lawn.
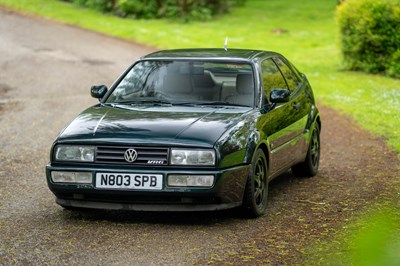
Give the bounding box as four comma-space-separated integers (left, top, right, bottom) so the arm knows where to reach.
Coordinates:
1, 0, 398, 152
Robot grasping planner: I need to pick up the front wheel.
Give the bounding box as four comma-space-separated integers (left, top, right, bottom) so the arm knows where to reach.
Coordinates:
292, 123, 320, 177
242, 149, 268, 218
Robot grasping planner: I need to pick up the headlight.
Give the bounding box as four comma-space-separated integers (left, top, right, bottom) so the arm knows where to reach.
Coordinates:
170, 149, 215, 166
54, 145, 95, 162
51, 171, 92, 183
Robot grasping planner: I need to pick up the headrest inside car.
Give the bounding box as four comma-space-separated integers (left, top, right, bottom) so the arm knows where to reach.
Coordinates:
163, 75, 192, 94
236, 74, 254, 95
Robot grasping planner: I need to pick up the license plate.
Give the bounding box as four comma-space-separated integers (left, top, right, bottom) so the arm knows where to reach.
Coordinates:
95, 173, 162, 190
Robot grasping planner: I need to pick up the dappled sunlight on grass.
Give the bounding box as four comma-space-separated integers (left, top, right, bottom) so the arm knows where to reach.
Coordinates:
313, 71, 400, 151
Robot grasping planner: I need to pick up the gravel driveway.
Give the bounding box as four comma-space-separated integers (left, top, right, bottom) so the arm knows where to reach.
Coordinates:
1, 8, 399, 265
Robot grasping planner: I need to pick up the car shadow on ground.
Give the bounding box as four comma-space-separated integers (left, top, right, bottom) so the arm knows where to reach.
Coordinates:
57, 171, 303, 225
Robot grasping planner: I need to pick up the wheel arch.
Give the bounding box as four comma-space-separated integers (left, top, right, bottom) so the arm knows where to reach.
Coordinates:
257, 143, 270, 169
244, 135, 270, 167
316, 113, 321, 131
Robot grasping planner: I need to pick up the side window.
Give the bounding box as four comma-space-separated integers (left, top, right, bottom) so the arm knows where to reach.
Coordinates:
273, 57, 301, 91
261, 58, 288, 98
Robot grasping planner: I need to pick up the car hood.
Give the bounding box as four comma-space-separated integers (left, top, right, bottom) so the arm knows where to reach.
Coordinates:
58, 104, 252, 147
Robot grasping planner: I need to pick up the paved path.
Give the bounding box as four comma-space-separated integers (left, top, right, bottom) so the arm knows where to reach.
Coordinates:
1, 8, 399, 265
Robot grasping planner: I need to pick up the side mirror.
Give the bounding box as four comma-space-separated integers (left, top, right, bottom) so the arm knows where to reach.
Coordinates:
91, 85, 108, 100
270, 88, 290, 103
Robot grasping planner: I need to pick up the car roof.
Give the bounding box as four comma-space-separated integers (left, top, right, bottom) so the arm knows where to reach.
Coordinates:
142, 48, 280, 61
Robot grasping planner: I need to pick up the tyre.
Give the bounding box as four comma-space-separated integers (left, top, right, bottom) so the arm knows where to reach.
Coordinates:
242, 149, 268, 218
292, 123, 320, 177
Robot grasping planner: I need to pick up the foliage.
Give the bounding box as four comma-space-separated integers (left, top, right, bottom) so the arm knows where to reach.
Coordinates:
64, 0, 245, 21
73, 0, 115, 12
305, 204, 400, 266
387, 49, 400, 77
114, 0, 158, 18
350, 209, 400, 266
336, 0, 400, 78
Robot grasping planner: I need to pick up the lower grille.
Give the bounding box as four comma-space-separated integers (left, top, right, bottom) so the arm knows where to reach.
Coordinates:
95, 146, 169, 165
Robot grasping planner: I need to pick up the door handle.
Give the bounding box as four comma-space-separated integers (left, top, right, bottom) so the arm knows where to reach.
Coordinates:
293, 102, 300, 111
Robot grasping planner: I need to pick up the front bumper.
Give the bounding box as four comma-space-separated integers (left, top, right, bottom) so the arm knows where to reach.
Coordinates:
46, 164, 250, 211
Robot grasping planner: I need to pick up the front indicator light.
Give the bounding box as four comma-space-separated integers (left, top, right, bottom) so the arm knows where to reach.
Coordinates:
51, 171, 92, 184
168, 175, 214, 187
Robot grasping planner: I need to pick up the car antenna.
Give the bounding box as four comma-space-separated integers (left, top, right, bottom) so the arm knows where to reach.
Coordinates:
224, 37, 229, 51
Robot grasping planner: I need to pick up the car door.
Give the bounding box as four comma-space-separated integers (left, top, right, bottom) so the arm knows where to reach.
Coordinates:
257, 57, 308, 177
273, 56, 311, 163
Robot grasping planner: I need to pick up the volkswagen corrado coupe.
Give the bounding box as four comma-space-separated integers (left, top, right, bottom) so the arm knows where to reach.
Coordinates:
46, 49, 321, 217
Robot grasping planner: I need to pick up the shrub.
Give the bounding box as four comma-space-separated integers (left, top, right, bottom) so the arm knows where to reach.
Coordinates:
336, 0, 400, 78
158, 0, 213, 21
115, 0, 242, 21
115, 0, 158, 18
387, 50, 400, 78
73, 0, 115, 12
64, 0, 245, 21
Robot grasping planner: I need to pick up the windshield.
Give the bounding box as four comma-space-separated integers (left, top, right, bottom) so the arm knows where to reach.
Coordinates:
105, 60, 255, 107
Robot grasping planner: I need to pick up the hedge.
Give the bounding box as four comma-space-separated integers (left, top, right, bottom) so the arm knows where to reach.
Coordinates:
336, 0, 400, 78
66, 0, 245, 21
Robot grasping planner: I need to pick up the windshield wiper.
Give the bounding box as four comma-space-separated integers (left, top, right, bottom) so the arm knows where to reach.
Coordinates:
109, 100, 248, 107
113, 99, 173, 105
171, 102, 198, 106
195, 102, 249, 107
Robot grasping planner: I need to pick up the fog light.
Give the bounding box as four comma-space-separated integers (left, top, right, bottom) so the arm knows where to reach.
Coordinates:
168, 175, 214, 187
51, 171, 92, 184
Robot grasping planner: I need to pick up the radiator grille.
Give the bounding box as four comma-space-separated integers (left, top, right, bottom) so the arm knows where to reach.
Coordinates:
95, 146, 169, 165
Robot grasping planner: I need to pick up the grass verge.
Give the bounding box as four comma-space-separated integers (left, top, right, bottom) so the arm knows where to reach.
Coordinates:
305, 201, 400, 266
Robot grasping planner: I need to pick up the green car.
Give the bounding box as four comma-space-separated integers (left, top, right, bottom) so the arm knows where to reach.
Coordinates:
46, 49, 321, 217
